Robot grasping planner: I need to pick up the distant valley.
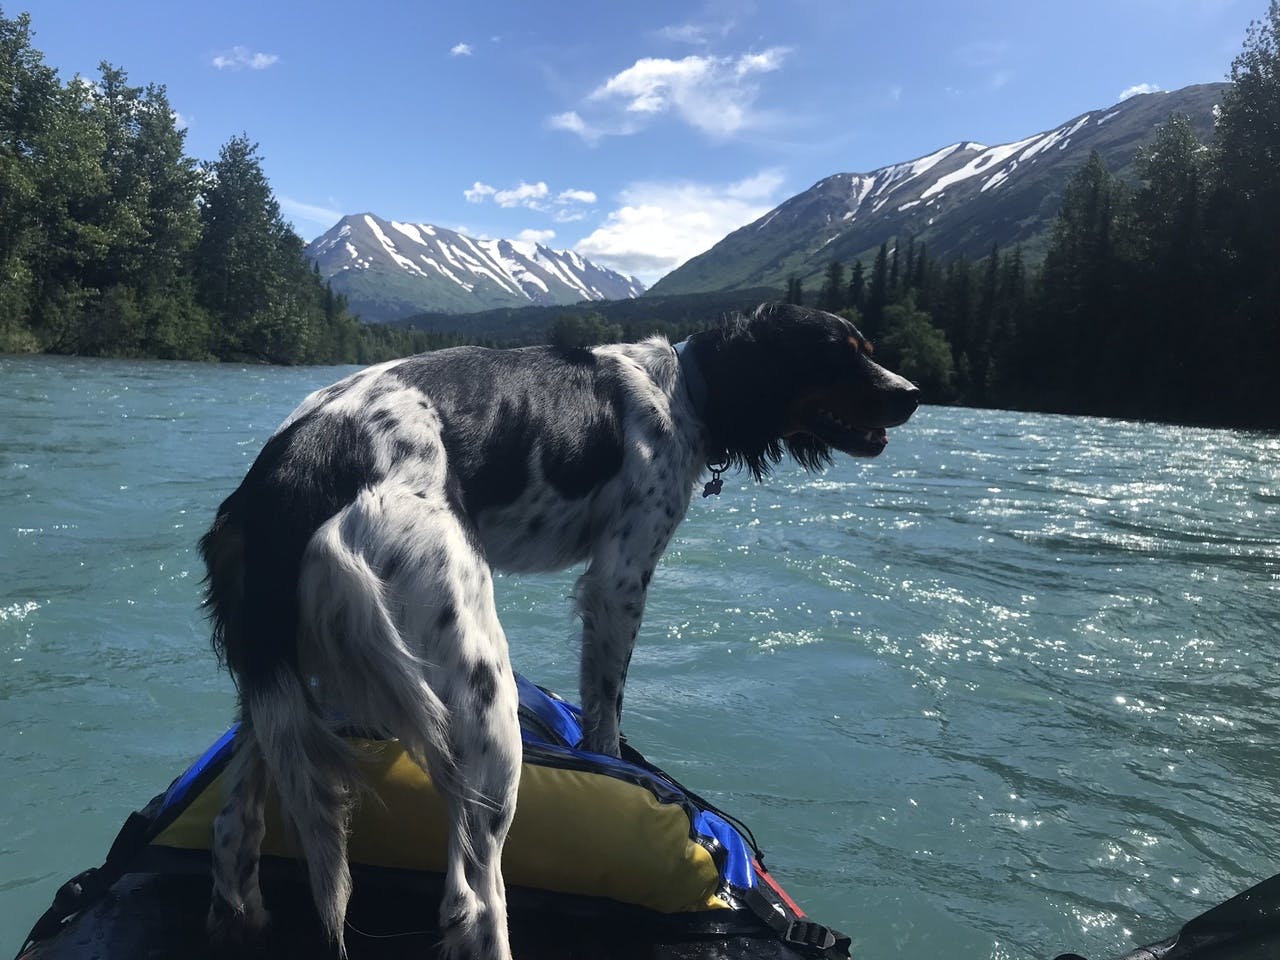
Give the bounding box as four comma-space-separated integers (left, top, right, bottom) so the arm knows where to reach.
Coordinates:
308, 84, 1225, 335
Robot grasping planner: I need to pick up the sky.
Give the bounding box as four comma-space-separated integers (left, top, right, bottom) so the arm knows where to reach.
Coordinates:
21, 0, 1262, 284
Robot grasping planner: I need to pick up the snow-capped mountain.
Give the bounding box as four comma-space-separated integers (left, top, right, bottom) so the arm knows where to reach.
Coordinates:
649, 83, 1226, 296
307, 214, 645, 322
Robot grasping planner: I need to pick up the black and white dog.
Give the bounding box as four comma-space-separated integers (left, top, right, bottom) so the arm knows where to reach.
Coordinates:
200, 302, 919, 958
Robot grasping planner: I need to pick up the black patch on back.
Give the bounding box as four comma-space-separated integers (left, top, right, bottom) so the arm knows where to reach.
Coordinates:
207, 412, 382, 687
469, 661, 497, 708
391, 346, 626, 517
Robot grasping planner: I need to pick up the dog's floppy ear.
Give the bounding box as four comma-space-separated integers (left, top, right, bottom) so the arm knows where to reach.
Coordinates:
689, 305, 838, 480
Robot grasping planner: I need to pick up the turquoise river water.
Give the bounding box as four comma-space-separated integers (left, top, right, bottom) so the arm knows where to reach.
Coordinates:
1, 354, 1278, 959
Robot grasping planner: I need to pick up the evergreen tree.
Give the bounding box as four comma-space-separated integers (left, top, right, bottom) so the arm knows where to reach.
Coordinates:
1032, 151, 1132, 412
865, 243, 889, 337
0, 10, 57, 348
1211, 0, 1280, 424
196, 135, 307, 361
1132, 115, 1212, 417
785, 274, 804, 306
819, 259, 844, 312
987, 248, 1027, 406
847, 259, 866, 313
547, 310, 622, 349
969, 243, 1000, 405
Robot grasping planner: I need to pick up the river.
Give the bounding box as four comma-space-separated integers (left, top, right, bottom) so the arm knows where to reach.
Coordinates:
1, 354, 1278, 958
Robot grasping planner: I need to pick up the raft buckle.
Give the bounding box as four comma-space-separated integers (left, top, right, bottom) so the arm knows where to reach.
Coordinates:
783, 917, 847, 953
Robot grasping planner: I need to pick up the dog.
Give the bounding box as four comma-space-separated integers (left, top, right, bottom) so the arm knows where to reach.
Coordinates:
199, 302, 919, 958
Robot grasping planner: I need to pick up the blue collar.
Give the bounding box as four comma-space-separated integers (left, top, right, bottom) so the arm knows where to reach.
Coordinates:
674, 338, 708, 419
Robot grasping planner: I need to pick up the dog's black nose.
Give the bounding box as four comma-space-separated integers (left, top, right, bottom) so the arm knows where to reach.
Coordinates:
902, 383, 921, 415
880, 373, 921, 425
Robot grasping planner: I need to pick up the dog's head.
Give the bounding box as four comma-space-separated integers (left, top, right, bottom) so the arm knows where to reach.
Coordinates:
689, 302, 920, 480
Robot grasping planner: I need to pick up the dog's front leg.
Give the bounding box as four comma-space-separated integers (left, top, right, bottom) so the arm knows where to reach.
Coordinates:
574, 548, 656, 757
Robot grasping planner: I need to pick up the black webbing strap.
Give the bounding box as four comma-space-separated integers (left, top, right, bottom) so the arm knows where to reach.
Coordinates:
742, 885, 852, 958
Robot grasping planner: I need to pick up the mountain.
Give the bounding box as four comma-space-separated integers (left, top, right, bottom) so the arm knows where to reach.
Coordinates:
306, 214, 645, 322
648, 83, 1227, 296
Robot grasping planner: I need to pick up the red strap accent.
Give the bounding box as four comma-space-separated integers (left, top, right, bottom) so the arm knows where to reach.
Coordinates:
753, 858, 806, 917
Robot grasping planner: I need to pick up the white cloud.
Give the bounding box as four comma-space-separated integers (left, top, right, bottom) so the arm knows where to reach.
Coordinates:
655, 5, 741, 45
450, 42, 473, 57
172, 110, 192, 131
465, 180, 596, 216
517, 228, 556, 245
278, 195, 345, 233
1119, 82, 1162, 100
575, 170, 786, 284
494, 181, 549, 208
211, 46, 280, 71
555, 48, 788, 140
549, 110, 603, 141
657, 22, 719, 44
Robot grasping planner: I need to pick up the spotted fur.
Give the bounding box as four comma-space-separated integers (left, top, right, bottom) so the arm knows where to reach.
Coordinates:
199, 303, 919, 958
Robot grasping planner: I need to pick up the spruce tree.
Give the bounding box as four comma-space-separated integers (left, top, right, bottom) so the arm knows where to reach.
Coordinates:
847, 260, 866, 313
1211, 0, 1280, 425
819, 259, 845, 312
866, 243, 889, 338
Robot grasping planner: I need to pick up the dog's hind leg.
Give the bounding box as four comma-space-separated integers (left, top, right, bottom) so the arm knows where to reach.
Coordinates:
208, 723, 270, 945
431, 620, 520, 960
299, 483, 519, 960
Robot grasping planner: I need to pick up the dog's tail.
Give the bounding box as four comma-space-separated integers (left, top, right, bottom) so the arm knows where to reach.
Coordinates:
201, 491, 456, 953
201, 493, 362, 952
296, 512, 454, 786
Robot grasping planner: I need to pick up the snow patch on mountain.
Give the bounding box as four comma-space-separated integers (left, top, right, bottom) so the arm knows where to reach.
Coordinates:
306, 213, 645, 321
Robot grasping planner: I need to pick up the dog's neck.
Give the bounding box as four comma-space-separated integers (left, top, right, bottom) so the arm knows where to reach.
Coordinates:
673, 338, 730, 489
673, 338, 709, 420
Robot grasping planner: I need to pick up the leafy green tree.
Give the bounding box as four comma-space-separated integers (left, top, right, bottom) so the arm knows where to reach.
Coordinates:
878, 295, 955, 401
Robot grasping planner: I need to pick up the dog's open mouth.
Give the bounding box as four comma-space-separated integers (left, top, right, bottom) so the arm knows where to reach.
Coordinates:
810, 408, 890, 457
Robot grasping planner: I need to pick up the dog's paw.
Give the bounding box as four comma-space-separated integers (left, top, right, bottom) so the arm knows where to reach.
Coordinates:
206, 894, 271, 955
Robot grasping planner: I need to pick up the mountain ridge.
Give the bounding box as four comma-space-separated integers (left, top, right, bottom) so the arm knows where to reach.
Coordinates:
649, 83, 1227, 296
306, 213, 645, 323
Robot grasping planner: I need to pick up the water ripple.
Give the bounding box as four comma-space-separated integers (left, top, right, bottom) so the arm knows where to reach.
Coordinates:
1, 361, 1278, 959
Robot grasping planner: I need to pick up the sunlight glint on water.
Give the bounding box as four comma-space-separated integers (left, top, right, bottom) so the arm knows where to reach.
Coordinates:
1, 355, 1278, 959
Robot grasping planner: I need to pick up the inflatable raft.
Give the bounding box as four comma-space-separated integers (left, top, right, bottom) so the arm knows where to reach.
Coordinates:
1055, 870, 1280, 960
15, 676, 850, 959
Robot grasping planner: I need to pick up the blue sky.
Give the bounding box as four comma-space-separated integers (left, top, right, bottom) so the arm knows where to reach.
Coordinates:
23, 0, 1260, 283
